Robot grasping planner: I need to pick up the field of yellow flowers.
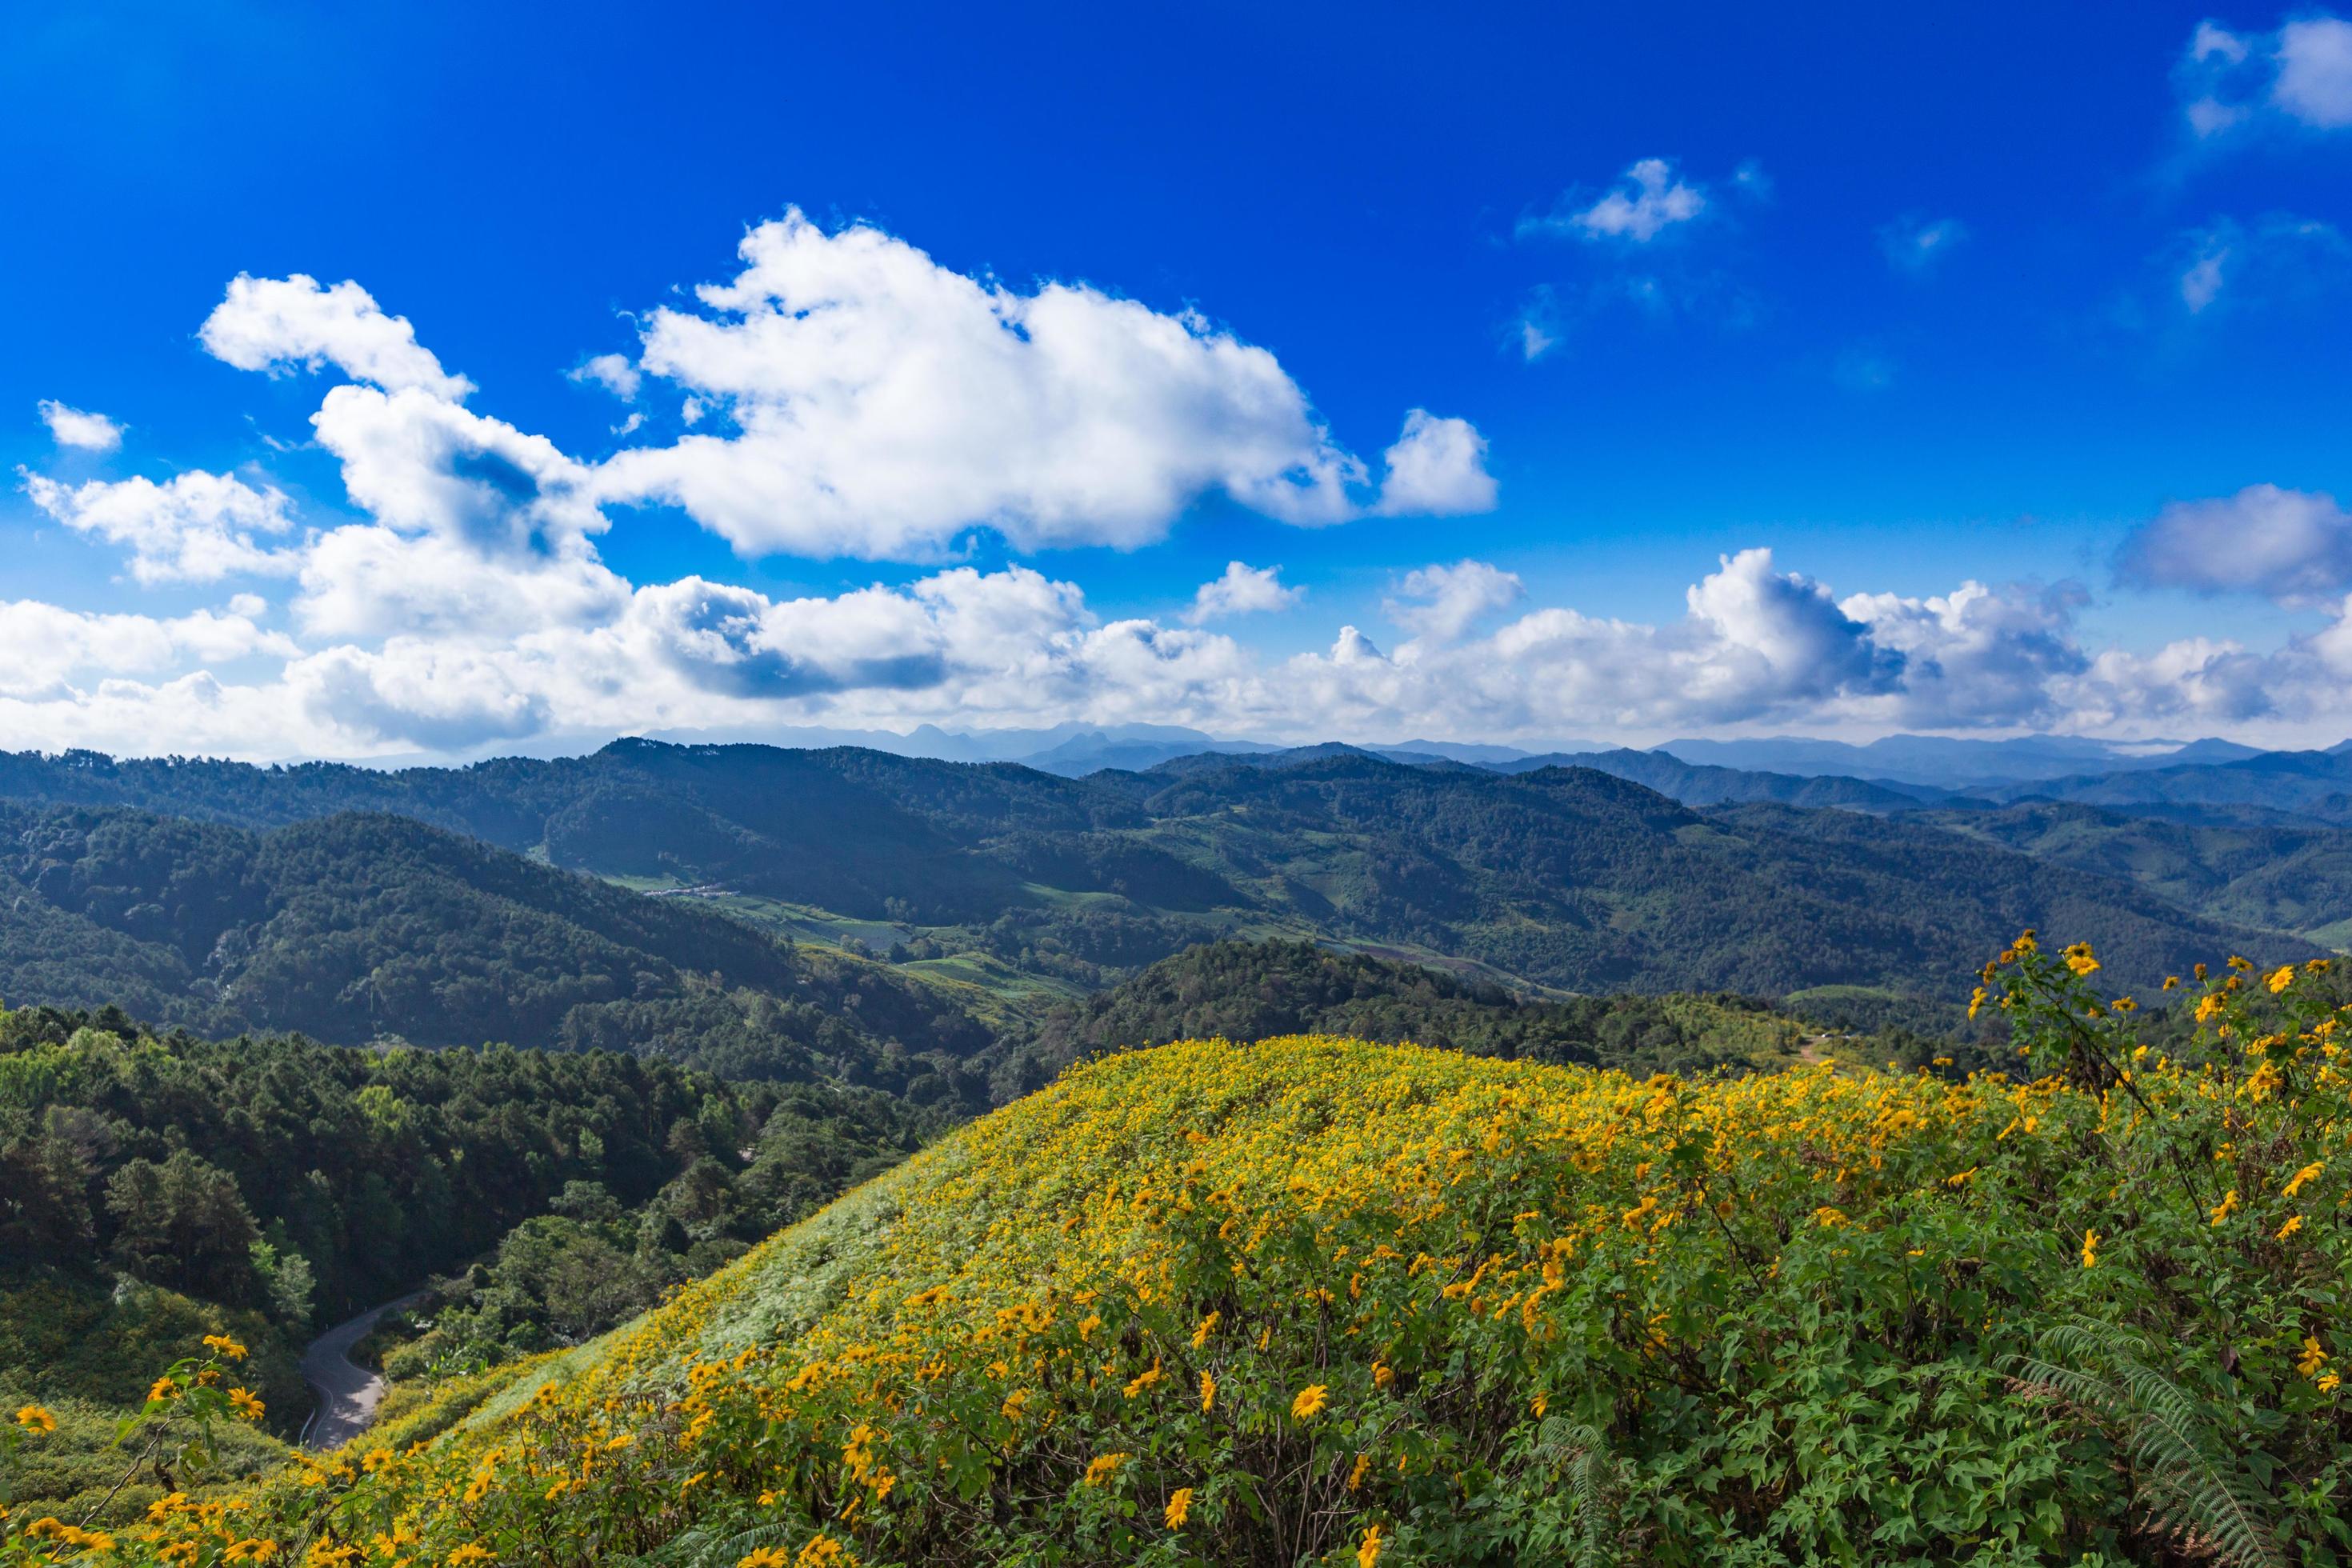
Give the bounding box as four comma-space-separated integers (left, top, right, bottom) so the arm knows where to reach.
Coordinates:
7, 936, 2348, 1566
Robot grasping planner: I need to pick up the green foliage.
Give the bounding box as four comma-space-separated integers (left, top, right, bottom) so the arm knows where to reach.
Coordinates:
0, 1011, 766, 1320
985, 937, 1809, 1101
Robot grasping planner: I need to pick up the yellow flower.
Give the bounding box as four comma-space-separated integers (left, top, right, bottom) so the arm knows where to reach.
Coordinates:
1348, 1452, 1372, 1491
2196, 994, 2226, 1025
2210, 1190, 2239, 1226
229, 1386, 266, 1422
2062, 943, 2099, 977
1190, 1311, 1219, 1349
202, 1334, 249, 1362
1083, 1451, 1129, 1486
2322, 1371, 2344, 1394
738, 1550, 790, 1568
1164, 1486, 1194, 1528
2278, 1215, 2305, 1239
1291, 1384, 1330, 1420
1358, 1523, 1386, 1567
1199, 1371, 1215, 1411
305, 1545, 359, 1566
2284, 1161, 2323, 1198
2298, 1337, 2330, 1377
222, 1542, 280, 1563
13, 1404, 54, 1433
2162, 974, 2180, 990
1372, 1362, 1394, 1389
1122, 1358, 1162, 1398
147, 1375, 180, 1404
2080, 1229, 2099, 1269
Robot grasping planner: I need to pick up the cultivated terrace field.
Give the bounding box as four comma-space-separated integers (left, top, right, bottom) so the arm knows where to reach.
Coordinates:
7, 936, 2346, 1566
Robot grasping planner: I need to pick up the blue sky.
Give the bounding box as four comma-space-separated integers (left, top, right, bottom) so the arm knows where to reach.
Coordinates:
4, 1, 2351, 759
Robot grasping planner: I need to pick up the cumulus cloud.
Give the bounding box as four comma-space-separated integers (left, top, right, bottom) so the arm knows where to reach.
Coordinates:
593, 209, 1491, 558
2178, 14, 2352, 138
1385, 560, 1524, 644
1879, 215, 1968, 274
1522, 158, 1710, 243
1371, 411, 1498, 516
1184, 562, 1303, 625
20, 468, 299, 583
37, 400, 124, 451
199, 274, 472, 398
0, 599, 296, 701
570, 353, 641, 400
22, 230, 2352, 758
311, 384, 604, 550
2117, 483, 2352, 602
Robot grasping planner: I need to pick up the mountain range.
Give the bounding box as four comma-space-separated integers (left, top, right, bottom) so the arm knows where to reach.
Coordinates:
0, 739, 2330, 1065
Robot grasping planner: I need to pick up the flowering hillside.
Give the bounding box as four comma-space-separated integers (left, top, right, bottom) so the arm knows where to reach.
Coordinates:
10, 938, 2348, 1566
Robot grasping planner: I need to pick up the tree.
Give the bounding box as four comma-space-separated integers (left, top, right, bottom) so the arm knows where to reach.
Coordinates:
104, 1150, 261, 1303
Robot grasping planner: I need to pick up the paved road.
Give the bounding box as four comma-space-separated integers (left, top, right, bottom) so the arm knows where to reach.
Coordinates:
298, 1291, 427, 1450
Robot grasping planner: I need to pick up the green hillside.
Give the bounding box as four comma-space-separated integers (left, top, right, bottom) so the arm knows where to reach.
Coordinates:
52, 937, 2346, 1566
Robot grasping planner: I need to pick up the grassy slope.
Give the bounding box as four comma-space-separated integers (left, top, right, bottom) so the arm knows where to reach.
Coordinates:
107, 1026, 2347, 1566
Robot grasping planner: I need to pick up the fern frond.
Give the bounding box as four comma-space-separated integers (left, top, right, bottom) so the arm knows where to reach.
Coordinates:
1532, 1415, 1618, 1568
2006, 1322, 2282, 1568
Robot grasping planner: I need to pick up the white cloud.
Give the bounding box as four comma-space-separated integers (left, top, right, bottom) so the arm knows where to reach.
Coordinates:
1384, 559, 1524, 644
2178, 14, 2352, 137
23, 230, 2352, 758
592, 208, 1489, 558
199, 274, 472, 398
310, 384, 605, 550
1878, 215, 1968, 274
37, 400, 124, 451
570, 353, 642, 400
19, 468, 300, 584
0, 599, 295, 701
2117, 483, 2352, 602
1522, 158, 1709, 244
1370, 411, 1498, 516
2276, 16, 2352, 127
2162, 215, 2346, 317
1184, 562, 1303, 625
1838, 580, 2088, 727
2180, 232, 2231, 312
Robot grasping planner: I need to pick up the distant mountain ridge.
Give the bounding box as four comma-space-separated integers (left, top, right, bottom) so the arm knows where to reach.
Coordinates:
0, 741, 2316, 1012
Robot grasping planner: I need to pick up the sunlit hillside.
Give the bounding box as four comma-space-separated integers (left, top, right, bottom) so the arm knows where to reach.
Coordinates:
18, 940, 2347, 1566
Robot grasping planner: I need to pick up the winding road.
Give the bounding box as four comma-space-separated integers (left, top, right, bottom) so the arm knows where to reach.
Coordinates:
298, 1291, 427, 1450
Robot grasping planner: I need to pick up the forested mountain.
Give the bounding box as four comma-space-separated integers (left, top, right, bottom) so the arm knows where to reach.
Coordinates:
0, 743, 2321, 1020
1917, 799, 2352, 947
1486, 746, 1936, 810
1966, 744, 2352, 819
0, 801, 994, 1098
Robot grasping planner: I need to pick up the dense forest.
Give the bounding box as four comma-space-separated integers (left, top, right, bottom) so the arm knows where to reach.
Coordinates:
0, 1004, 938, 1429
